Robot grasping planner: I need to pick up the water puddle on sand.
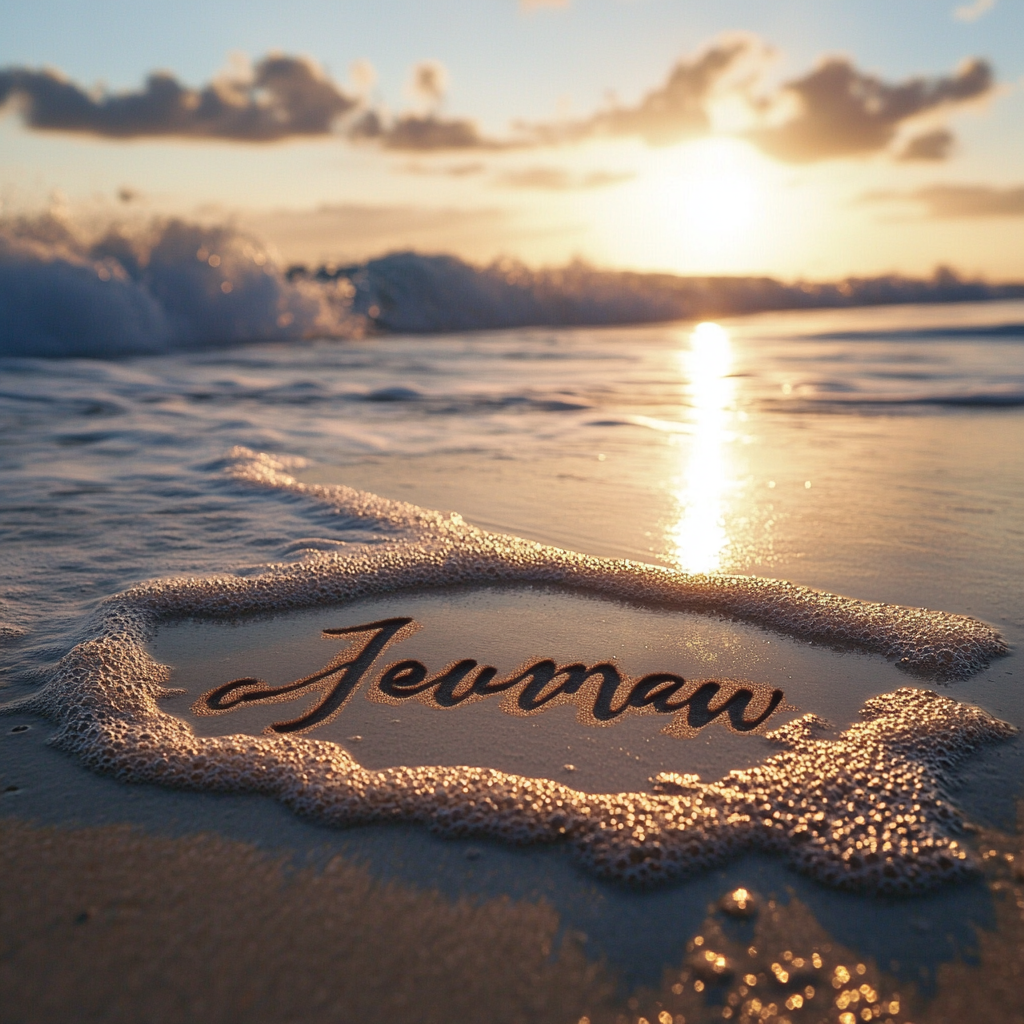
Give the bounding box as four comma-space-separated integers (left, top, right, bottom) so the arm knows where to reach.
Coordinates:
150, 585, 906, 794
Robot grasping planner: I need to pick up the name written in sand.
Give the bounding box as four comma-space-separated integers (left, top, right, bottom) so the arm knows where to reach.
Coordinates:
192, 617, 790, 738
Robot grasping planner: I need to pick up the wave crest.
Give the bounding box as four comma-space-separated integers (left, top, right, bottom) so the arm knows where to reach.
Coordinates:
0, 215, 359, 357
3, 213, 1023, 358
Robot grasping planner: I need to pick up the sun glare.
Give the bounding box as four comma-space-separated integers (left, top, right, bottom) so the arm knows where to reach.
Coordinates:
673, 139, 761, 241
669, 321, 736, 575
601, 137, 770, 273
682, 168, 757, 237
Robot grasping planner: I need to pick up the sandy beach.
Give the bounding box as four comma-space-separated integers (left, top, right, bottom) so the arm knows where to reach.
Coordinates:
2, 304, 1023, 1021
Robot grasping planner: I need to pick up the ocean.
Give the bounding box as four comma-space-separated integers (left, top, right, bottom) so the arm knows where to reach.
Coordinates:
1, 271, 1023, 1021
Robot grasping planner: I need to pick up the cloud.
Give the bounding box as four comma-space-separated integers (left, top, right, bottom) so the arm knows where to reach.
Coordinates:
749, 57, 994, 162
0, 51, 502, 152
349, 59, 378, 96
351, 110, 495, 150
0, 42, 998, 164
525, 37, 992, 164
348, 59, 501, 151
897, 128, 956, 161
241, 203, 513, 264
531, 36, 764, 146
0, 54, 358, 140
954, 0, 996, 22
410, 61, 448, 105
497, 167, 633, 189
400, 161, 487, 177
861, 183, 1024, 218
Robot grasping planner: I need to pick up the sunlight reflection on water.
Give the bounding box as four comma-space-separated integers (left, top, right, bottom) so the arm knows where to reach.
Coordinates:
670, 321, 737, 574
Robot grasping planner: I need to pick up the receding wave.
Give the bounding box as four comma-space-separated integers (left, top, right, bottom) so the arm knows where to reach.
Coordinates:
3, 213, 1023, 358
808, 324, 1024, 341
774, 389, 1024, 410
1, 447, 1014, 893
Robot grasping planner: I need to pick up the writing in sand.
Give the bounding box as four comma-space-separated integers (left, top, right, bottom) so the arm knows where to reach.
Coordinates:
192, 616, 788, 738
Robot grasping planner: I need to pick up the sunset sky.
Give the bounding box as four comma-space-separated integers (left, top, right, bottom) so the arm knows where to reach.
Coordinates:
2, 0, 1022, 279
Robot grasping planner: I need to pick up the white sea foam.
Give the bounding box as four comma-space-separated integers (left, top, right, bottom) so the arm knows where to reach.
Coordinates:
0, 217, 356, 357
1, 447, 1014, 892
3, 213, 1022, 359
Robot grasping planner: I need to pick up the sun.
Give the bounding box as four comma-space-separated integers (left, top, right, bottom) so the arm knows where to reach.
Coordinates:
671, 138, 762, 239
585, 135, 780, 274
679, 155, 757, 237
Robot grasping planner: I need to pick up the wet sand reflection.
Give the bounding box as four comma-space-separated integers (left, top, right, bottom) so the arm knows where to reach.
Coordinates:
671, 322, 737, 574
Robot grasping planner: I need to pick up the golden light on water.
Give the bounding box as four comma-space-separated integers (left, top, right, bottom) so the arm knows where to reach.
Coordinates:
669, 321, 736, 575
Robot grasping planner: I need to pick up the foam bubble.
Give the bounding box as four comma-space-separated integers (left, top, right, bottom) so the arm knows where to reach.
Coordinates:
1, 447, 1014, 892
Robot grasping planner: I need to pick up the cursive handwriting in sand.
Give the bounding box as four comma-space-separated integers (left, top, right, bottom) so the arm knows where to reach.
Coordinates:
192, 616, 789, 738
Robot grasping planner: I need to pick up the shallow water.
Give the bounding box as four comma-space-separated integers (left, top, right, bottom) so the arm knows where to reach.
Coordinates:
2, 300, 1024, 1013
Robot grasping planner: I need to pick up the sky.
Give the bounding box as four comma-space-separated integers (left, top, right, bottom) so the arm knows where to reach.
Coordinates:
1, 0, 1022, 279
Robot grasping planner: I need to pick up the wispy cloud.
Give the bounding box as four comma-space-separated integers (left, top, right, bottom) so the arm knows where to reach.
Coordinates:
409, 61, 448, 106
897, 128, 956, 161
242, 203, 513, 264
861, 183, 1024, 217
497, 167, 633, 189
400, 161, 487, 177
527, 36, 765, 147
954, 0, 996, 22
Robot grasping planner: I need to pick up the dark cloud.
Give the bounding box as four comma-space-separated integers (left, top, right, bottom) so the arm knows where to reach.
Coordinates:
350, 109, 494, 150
0, 52, 498, 151
382, 115, 492, 150
898, 128, 956, 161
350, 111, 493, 150
862, 183, 1024, 218
497, 167, 633, 190
749, 57, 993, 162
0, 55, 357, 140
532, 37, 760, 146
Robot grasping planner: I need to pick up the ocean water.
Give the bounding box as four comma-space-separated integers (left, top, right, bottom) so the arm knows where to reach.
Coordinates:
1, 299, 1021, 658
2, 296, 1024, 1014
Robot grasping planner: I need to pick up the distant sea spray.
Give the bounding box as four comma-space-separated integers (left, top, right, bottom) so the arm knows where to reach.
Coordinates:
2, 214, 1022, 358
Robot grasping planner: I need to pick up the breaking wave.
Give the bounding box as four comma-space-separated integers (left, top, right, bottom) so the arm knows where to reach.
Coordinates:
2, 213, 1023, 358
0, 215, 357, 357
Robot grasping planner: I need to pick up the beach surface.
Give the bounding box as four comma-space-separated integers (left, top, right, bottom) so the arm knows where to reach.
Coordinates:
2, 302, 1023, 1022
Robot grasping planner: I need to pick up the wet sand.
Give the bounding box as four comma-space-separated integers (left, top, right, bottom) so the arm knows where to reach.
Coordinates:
3, 311, 1024, 1022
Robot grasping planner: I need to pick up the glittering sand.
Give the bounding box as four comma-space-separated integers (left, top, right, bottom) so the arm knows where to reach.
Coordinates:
2, 809, 1022, 1024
